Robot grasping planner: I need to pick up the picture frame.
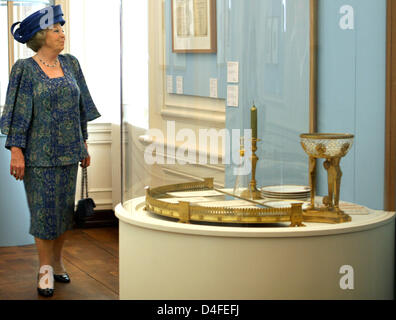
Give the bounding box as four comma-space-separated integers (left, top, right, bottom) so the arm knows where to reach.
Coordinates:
172, 0, 217, 53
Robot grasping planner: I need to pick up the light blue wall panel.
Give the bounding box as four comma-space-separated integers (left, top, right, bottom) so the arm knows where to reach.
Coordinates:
0, 136, 34, 246
224, 0, 310, 189
317, 0, 386, 210
165, 0, 227, 98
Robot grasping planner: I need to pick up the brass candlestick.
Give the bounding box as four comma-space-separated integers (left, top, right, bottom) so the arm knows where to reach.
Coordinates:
241, 105, 262, 200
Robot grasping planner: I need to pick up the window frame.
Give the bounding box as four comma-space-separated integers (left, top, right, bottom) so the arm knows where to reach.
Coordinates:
7, 1, 13, 74
6, 0, 70, 74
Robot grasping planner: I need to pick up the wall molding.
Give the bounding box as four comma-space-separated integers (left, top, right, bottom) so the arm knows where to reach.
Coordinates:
162, 167, 225, 188
93, 199, 114, 206
88, 140, 112, 145
162, 93, 226, 126
157, 151, 225, 173
76, 122, 114, 211
87, 123, 112, 145
88, 129, 112, 134
161, 108, 225, 125
88, 122, 112, 131
89, 188, 113, 193
138, 132, 225, 188
138, 134, 226, 169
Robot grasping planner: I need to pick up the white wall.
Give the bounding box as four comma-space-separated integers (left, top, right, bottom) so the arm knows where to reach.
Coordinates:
68, 0, 122, 209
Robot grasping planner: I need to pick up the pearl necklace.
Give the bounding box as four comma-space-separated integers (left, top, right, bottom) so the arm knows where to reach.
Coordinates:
37, 55, 59, 68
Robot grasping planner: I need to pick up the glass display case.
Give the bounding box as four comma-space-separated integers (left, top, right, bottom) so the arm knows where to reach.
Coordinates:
121, 0, 314, 226
117, 0, 394, 300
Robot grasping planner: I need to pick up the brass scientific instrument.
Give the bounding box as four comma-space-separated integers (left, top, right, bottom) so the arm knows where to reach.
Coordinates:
300, 133, 354, 223
145, 178, 304, 227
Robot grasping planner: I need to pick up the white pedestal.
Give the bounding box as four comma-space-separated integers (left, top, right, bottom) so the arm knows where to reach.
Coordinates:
116, 197, 395, 300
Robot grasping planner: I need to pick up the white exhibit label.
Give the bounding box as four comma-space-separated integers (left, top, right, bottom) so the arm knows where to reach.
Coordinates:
176, 76, 184, 94
227, 85, 239, 107
210, 78, 218, 98
227, 61, 239, 83
167, 75, 173, 94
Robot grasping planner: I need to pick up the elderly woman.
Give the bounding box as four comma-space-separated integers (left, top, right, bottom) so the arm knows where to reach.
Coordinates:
0, 5, 100, 297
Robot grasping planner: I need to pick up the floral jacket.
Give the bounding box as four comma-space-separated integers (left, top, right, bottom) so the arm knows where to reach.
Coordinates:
0, 54, 101, 167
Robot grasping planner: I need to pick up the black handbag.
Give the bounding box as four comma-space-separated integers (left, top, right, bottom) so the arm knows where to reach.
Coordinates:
74, 167, 96, 224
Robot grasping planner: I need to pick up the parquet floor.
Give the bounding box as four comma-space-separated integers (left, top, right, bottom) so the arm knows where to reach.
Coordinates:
0, 227, 119, 300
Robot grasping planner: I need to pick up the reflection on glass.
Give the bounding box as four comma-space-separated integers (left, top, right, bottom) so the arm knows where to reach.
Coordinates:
121, 0, 311, 228
233, 137, 252, 199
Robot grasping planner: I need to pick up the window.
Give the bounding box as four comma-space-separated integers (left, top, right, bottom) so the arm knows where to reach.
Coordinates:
12, 1, 54, 62
1, 0, 148, 125
0, 0, 53, 109
0, 1, 8, 107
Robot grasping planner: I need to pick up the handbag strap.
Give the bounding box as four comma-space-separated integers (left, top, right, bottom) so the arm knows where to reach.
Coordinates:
80, 167, 89, 199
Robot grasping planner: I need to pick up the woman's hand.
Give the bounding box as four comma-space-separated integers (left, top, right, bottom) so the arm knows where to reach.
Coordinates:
80, 141, 91, 168
10, 147, 25, 180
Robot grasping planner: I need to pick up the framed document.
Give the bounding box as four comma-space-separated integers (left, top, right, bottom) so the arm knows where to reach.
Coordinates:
172, 0, 217, 53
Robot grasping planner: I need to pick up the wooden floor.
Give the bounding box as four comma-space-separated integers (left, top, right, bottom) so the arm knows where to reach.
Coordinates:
0, 227, 119, 300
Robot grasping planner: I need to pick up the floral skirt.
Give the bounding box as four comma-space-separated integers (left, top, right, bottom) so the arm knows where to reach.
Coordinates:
23, 164, 79, 240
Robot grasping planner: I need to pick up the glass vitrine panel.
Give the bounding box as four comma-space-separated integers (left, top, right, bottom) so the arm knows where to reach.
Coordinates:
121, 0, 311, 225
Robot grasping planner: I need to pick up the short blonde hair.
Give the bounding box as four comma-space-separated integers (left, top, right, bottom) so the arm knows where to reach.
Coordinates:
26, 29, 48, 52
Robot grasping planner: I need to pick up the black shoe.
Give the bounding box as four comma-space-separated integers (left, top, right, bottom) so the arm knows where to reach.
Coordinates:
54, 273, 70, 283
37, 287, 54, 297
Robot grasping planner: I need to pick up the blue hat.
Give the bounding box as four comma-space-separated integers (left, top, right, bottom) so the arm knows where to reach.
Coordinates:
11, 5, 65, 44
